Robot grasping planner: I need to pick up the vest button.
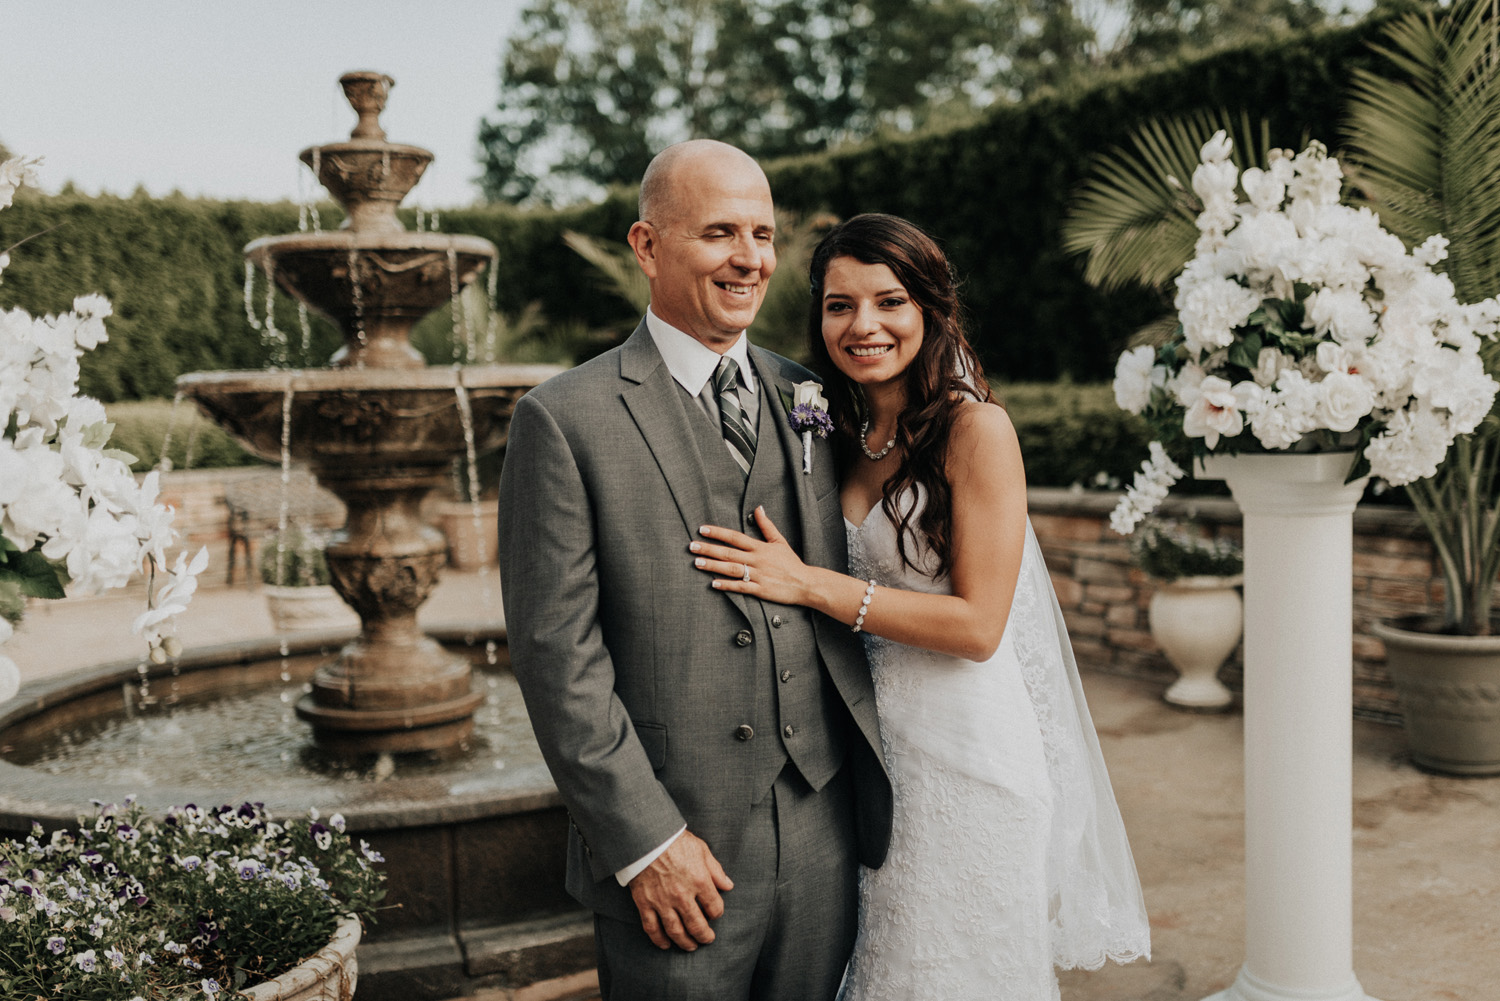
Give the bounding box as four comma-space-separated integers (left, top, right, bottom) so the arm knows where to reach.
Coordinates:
780, 669, 792, 683
734, 629, 753, 647
783, 724, 795, 738
771, 614, 783, 628
735, 724, 755, 741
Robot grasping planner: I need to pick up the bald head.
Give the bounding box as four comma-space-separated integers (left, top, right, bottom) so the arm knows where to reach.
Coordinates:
639, 140, 768, 229
626, 139, 778, 349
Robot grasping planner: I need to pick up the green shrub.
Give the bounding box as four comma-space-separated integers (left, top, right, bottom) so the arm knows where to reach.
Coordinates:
105, 398, 262, 472
996, 381, 1151, 489
1130, 518, 1244, 581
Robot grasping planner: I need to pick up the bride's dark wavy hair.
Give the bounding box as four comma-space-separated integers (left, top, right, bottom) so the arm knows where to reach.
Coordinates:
807, 213, 992, 579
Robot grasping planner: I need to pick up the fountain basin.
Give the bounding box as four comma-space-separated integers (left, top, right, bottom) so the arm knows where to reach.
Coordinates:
242, 234, 503, 368
0, 630, 593, 999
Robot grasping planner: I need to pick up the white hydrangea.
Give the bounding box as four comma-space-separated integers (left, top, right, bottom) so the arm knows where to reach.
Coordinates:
1109, 134, 1500, 532
0, 156, 207, 692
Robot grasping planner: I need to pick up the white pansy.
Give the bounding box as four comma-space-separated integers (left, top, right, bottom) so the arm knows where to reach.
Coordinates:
1112, 345, 1159, 414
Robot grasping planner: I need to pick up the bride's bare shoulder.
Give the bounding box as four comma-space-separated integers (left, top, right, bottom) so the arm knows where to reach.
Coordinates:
951, 399, 1019, 451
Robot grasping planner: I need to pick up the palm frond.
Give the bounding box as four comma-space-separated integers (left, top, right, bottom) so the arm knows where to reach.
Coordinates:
1345, 4, 1500, 302
1062, 109, 1275, 293
562, 230, 651, 313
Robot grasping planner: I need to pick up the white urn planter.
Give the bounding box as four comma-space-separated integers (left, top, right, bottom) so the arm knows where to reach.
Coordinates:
264, 584, 357, 633
1149, 575, 1242, 710
242, 914, 361, 1000
1197, 452, 1382, 1001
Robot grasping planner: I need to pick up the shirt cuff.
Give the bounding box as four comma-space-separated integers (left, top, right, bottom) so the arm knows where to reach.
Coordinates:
615, 826, 686, 886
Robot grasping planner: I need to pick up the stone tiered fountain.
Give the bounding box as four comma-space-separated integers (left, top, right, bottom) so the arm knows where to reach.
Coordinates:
179, 71, 556, 756
0, 73, 592, 999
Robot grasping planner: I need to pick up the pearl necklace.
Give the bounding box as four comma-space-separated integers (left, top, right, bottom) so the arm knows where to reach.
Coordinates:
859, 420, 896, 461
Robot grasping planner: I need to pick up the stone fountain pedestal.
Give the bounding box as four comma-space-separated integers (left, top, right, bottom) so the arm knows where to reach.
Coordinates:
180, 71, 560, 757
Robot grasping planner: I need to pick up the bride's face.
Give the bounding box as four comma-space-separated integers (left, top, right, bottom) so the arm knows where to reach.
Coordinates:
820, 256, 925, 393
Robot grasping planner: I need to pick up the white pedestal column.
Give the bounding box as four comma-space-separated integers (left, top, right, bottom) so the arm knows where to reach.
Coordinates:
1197, 453, 1380, 1001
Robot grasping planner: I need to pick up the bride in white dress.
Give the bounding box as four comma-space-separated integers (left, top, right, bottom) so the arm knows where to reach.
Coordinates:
693, 213, 1150, 998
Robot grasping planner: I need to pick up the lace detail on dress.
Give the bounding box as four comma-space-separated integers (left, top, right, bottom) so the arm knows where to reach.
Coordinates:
840, 490, 1149, 1000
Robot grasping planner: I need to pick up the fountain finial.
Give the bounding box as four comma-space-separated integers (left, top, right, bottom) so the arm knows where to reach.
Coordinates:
340, 71, 395, 141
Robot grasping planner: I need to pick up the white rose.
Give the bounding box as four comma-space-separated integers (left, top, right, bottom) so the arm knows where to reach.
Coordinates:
1252, 347, 1289, 387
791, 380, 827, 411
1112, 345, 1159, 414
1316, 371, 1376, 432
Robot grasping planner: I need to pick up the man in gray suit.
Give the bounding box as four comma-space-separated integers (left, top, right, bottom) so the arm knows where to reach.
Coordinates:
497, 139, 892, 1000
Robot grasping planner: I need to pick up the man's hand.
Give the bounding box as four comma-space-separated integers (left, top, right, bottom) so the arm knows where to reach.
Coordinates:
628, 830, 734, 950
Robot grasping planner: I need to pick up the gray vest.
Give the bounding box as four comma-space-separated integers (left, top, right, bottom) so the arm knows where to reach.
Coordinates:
680, 373, 849, 802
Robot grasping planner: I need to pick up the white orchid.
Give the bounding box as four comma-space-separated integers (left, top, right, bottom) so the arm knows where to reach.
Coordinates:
1109, 135, 1500, 534
0, 155, 206, 696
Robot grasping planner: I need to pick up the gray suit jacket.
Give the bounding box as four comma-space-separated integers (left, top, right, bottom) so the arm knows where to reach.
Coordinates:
497, 320, 892, 921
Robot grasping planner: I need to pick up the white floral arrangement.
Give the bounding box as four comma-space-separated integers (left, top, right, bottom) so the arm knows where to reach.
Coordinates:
0, 156, 206, 702
1110, 132, 1500, 535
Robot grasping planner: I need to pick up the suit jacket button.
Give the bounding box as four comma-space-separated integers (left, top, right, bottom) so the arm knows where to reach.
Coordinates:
735, 724, 755, 741
734, 629, 753, 647
783, 724, 795, 738
771, 615, 783, 628
780, 669, 792, 683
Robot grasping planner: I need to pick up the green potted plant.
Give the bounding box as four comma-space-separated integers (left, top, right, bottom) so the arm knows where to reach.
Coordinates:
1062, 0, 1500, 770
258, 526, 351, 633
1131, 518, 1244, 710
1342, 0, 1500, 774
0, 797, 384, 999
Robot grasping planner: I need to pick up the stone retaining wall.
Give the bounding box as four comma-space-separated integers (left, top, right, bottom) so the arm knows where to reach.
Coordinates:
1030, 487, 1437, 723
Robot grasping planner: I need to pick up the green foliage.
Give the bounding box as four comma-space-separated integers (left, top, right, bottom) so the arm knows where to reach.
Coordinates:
0, 190, 346, 402
1129, 517, 1243, 580
104, 398, 260, 472
478, 0, 1039, 204
1341, 0, 1500, 634
994, 381, 1155, 488
259, 525, 332, 587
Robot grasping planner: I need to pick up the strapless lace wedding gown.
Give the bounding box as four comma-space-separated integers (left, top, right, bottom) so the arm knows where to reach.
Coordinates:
840, 491, 1150, 1000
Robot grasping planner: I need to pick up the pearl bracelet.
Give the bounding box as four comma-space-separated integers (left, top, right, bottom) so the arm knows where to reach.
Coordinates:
852, 579, 877, 633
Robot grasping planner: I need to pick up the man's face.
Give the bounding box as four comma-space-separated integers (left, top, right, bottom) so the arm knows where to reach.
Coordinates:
630, 153, 777, 351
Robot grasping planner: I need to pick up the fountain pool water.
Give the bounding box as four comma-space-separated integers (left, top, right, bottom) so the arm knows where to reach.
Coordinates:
0, 71, 589, 999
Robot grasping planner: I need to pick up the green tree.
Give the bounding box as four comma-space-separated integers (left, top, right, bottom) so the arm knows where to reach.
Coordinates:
478, 0, 1030, 204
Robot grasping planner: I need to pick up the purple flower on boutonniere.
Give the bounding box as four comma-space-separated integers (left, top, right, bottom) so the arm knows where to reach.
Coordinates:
783, 380, 832, 474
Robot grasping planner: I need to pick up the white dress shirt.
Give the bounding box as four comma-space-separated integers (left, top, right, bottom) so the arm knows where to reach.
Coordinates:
614, 309, 759, 887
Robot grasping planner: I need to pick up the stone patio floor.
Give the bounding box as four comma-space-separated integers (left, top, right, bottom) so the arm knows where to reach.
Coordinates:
8, 570, 1497, 1001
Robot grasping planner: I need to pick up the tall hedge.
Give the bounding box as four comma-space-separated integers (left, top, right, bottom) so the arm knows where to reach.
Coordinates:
0, 11, 1401, 400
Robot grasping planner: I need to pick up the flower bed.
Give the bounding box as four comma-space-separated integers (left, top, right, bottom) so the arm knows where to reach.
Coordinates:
0, 799, 384, 1000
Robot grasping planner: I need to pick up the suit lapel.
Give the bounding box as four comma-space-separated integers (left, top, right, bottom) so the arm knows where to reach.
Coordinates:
751, 346, 832, 571
621, 321, 748, 618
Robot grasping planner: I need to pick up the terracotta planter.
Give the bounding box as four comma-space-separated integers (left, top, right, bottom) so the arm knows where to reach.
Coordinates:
434, 498, 499, 571
1149, 574, 1243, 710
264, 584, 356, 633
1373, 618, 1500, 776
242, 914, 361, 1000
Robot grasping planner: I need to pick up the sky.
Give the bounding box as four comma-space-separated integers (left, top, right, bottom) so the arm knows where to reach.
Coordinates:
1, 1, 528, 209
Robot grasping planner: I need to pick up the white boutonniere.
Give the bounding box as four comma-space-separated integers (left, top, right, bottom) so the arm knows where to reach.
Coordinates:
782, 380, 833, 475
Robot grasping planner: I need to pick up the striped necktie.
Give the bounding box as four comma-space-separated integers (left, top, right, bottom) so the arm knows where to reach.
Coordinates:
714, 356, 757, 477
